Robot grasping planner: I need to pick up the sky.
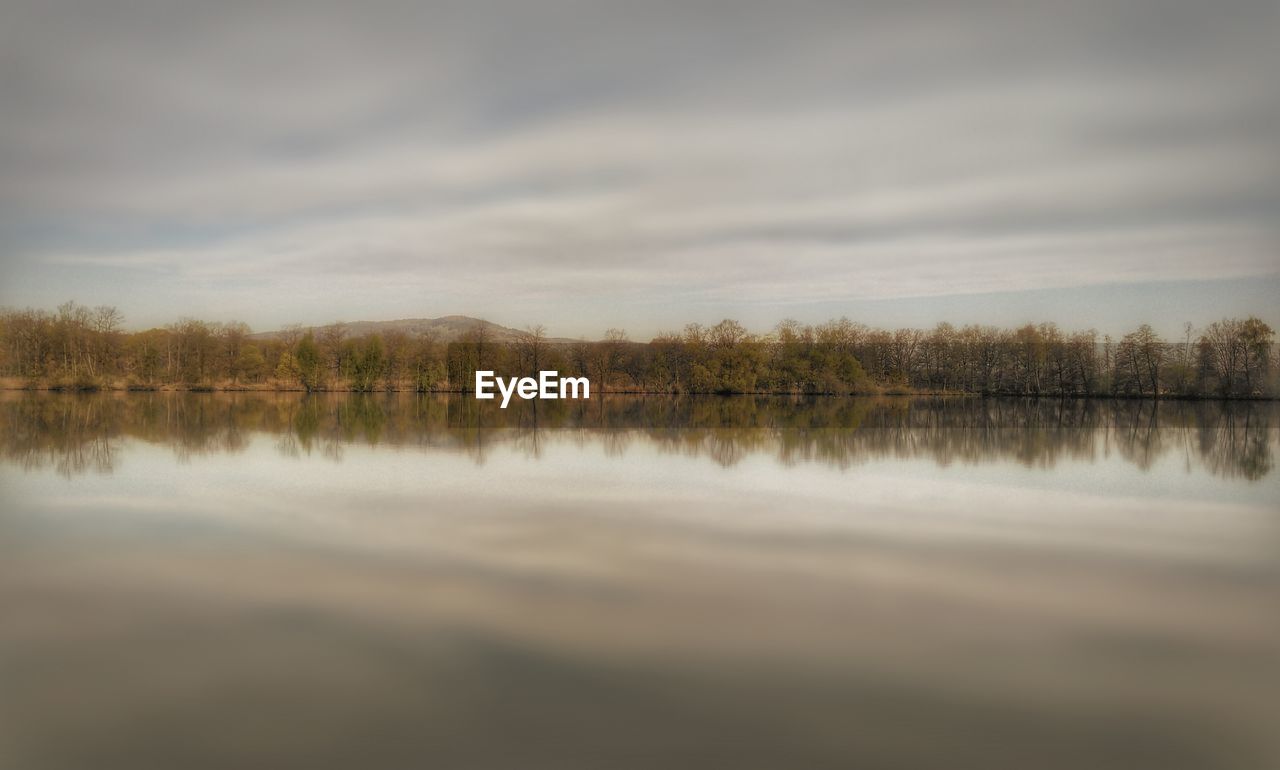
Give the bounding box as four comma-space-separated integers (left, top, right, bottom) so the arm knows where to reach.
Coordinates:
1, 0, 1277, 340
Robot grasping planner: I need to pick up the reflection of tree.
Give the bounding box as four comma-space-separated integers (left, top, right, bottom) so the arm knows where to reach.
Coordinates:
1111, 400, 1164, 472
335, 395, 386, 446
1196, 402, 1275, 481
0, 392, 1275, 481
48, 434, 119, 478
1, 395, 123, 477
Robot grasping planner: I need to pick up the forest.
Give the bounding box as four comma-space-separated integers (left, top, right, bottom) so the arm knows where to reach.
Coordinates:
0, 302, 1275, 398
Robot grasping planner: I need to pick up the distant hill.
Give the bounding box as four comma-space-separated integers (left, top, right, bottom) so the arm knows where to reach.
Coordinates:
249, 315, 581, 344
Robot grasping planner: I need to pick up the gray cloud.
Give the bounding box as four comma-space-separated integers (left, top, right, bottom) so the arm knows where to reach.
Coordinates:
1, 0, 1277, 335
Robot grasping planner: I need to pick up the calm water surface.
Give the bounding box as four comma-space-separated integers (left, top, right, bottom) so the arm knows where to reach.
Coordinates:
1, 393, 1277, 770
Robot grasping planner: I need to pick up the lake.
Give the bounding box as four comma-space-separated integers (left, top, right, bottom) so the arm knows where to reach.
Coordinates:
1, 392, 1277, 770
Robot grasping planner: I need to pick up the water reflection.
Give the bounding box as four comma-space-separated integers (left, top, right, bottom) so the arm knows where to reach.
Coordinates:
2, 391, 1275, 479
2, 392, 1278, 770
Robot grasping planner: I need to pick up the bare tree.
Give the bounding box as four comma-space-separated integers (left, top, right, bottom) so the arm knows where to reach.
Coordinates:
516, 324, 547, 375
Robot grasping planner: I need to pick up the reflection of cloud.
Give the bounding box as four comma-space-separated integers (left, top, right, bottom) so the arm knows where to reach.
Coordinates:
7, 470, 1277, 770
1, 0, 1277, 330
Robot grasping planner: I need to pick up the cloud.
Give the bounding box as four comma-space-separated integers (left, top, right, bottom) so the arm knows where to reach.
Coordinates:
1, 0, 1277, 333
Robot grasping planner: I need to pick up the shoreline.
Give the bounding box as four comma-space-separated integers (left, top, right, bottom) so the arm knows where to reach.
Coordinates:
2, 381, 1275, 401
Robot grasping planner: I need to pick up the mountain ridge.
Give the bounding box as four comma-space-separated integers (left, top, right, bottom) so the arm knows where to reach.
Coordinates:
248, 315, 582, 344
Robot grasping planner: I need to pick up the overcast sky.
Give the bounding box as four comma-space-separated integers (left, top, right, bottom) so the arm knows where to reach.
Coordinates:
1, 0, 1276, 338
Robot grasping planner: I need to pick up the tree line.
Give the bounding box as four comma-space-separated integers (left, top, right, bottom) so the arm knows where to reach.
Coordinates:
0, 302, 1275, 398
